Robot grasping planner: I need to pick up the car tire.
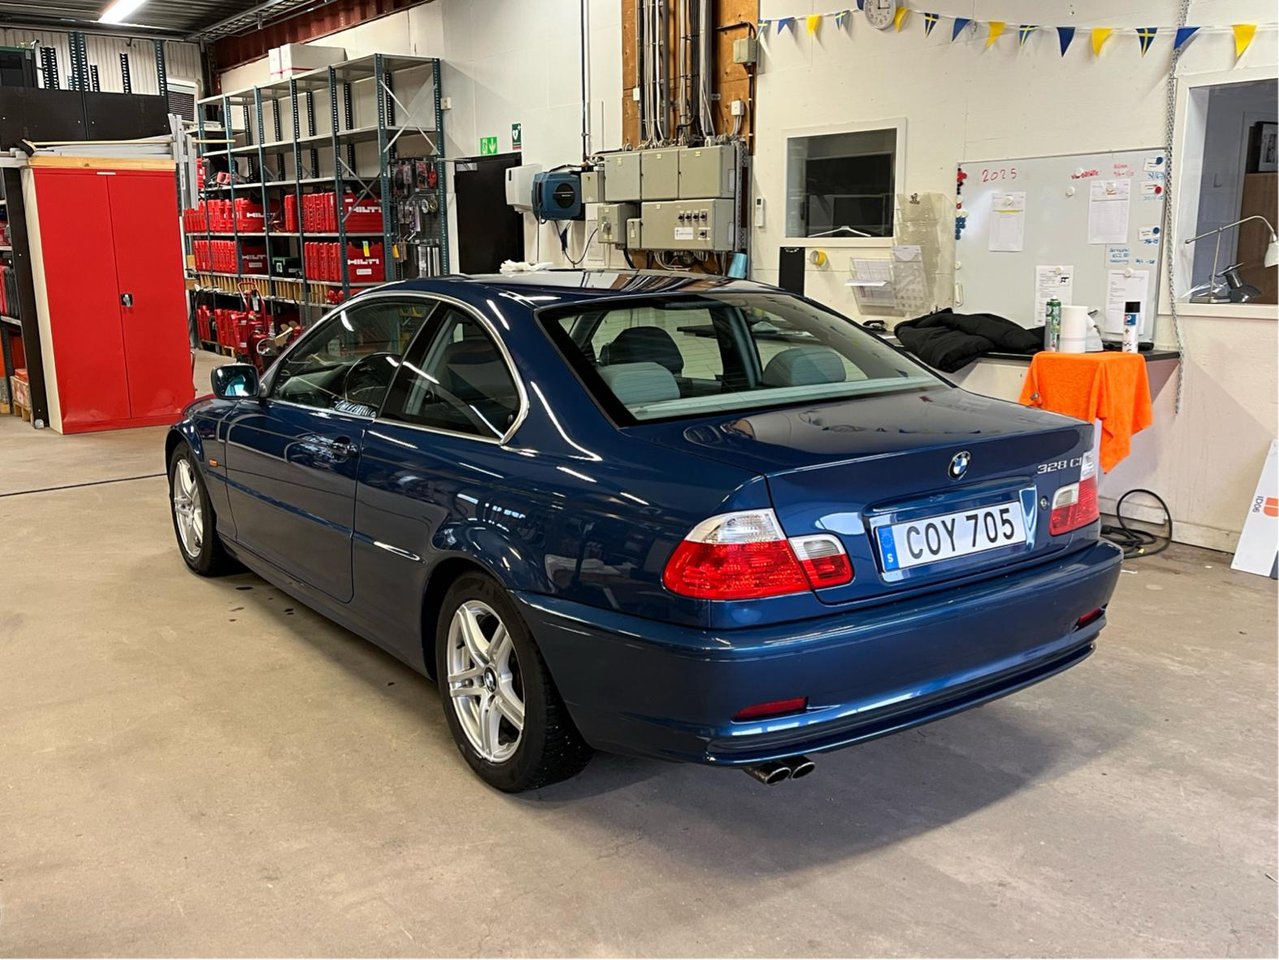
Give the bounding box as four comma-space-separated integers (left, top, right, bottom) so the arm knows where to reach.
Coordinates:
435, 572, 592, 792
168, 442, 238, 577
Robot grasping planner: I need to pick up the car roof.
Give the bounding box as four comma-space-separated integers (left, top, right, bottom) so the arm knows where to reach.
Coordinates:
377, 269, 780, 307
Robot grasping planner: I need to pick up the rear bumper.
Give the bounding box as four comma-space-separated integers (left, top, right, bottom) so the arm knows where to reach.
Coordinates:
514, 540, 1123, 766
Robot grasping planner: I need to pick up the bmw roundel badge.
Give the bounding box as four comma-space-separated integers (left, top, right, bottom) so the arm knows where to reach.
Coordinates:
948, 450, 971, 480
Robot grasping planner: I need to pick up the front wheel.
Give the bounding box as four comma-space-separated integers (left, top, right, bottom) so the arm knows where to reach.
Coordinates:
435, 573, 591, 792
169, 443, 237, 576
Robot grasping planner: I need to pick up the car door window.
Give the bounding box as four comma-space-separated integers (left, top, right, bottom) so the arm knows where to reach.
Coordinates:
381, 307, 522, 439
272, 299, 434, 416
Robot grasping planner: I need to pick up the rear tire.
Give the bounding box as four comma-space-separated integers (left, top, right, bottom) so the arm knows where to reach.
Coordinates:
168, 443, 238, 577
435, 572, 591, 792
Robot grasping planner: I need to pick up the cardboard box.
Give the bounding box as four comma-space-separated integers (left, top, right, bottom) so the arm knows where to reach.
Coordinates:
269, 43, 346, 79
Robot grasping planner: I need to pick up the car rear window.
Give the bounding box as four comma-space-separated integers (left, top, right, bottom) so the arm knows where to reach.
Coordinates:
542, 292, 940, 422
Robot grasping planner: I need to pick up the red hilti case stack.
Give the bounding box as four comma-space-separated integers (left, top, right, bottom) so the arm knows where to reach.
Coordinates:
346, 241, 385, 283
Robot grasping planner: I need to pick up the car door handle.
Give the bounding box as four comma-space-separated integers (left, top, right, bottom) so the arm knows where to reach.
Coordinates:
120, 292, 134, 308
328, 437, 358, 460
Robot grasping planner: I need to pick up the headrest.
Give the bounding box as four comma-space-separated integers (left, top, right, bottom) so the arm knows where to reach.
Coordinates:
598, 362, 679, 407
606, 325, 684, 375
761, 346, 847, 387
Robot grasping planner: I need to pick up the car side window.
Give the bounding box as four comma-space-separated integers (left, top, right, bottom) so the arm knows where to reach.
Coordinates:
381, 307, 522, 440
271, 300, 434, 416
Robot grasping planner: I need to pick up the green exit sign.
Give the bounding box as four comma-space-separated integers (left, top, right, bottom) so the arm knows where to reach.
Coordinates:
480, 136, 499, 156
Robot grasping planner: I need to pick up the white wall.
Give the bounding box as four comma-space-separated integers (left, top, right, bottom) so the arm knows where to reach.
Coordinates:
751, 0, 1278, 551
219, 0, 625, 267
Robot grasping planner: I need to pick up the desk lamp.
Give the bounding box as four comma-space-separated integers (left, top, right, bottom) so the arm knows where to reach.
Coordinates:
1184, 215, 1278, 303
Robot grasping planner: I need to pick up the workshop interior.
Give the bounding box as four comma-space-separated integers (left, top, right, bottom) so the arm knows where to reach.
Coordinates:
0, 0, 1275, 957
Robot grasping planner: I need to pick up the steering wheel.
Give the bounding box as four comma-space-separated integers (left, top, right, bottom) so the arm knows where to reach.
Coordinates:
341, 352, 399, 409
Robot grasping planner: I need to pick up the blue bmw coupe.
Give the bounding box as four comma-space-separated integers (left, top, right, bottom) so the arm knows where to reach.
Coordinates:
167, 271, 1121, 791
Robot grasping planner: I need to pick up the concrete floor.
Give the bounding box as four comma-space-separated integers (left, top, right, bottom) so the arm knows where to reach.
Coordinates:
0, 375, 1275, 956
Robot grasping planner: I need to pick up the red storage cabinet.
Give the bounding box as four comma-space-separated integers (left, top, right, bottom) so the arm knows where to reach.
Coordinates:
25, 160, 194, 433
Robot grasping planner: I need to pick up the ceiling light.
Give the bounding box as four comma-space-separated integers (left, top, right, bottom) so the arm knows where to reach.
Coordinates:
99, 0, 148, 23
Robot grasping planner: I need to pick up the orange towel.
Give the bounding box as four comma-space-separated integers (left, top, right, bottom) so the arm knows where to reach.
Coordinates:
1019, 352, 1154, 472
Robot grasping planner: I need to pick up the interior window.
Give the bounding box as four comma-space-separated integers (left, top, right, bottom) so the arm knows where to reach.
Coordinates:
381, 308, 521, 439
1182, 79, 1278, 304
272, 300, 433, 416
785, 127, 899, 239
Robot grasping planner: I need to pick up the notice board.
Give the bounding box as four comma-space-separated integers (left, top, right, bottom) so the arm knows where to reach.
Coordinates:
956, 148, 1167, 340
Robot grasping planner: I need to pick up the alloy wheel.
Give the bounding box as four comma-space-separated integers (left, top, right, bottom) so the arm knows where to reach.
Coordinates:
172, 459, 204, 560
445, 600, 525, 763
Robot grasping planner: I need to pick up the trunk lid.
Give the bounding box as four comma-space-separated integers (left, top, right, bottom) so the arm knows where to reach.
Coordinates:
630, 386, 1095, 605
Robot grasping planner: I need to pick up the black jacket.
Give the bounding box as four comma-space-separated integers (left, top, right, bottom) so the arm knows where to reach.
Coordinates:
893, 309, 1042, 373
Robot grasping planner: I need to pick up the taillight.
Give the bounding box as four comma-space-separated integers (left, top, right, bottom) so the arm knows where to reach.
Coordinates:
790, 534, 854, 588
1050, 451, 1100, 535
662, 509, 853, 600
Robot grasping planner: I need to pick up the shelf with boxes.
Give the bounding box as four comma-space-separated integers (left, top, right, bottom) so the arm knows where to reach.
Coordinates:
185, 53, 448, 350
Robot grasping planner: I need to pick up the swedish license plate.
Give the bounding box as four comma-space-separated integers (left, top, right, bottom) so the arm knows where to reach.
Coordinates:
878, 501, 1027, 572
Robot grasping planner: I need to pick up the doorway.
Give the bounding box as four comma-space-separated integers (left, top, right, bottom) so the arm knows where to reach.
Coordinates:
453, 152, 525, 273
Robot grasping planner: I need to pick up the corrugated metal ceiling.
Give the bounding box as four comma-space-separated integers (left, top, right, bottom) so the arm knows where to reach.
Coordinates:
0, 0, 265, 38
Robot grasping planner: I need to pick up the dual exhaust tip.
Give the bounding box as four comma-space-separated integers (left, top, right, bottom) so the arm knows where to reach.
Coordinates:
743, 755, 816, 785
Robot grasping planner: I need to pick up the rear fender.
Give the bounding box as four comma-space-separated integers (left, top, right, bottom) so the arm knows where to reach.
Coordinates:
431, 520, 551, 594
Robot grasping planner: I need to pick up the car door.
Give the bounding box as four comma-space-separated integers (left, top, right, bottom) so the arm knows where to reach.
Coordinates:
224, 296, 436, 602
350, 301, 528, 665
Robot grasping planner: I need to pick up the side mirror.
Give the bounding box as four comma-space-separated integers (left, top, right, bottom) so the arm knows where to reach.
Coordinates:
211, 364, 261, 400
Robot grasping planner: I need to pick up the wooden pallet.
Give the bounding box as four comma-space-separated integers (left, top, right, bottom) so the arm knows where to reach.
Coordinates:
198, 340, 235, 358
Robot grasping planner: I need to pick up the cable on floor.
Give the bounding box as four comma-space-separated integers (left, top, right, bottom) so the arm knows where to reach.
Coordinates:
1102, 488, 1173, 560
0, 473, 165, 498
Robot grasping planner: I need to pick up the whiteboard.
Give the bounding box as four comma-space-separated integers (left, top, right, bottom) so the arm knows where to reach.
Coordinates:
956, 148, 1167, 340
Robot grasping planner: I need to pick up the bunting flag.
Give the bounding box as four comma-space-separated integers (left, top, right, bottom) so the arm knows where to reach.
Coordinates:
1233, 23, 1257, 58
1091, 26, 1114, 56
752, 9, 1268, 67
1057, 26, 1075, 56
1173, 25, 1200, 51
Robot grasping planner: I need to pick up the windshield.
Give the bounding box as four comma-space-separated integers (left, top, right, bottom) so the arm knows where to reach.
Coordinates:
542, 292, 941, 423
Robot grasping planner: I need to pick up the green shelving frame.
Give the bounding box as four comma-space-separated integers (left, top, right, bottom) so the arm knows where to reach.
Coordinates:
189, 53, 447, 329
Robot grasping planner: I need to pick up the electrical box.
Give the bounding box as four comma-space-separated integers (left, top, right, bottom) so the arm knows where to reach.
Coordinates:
732, 37, 758, 65
598, 202, 637, 246
626, 217, 644, 249
678, 144, 736, 199
581, 169, 603, 204
640, 199, 735, 251
603, 152, 641, 202
532, 171, 584, 221
505, 163, 542, 212
641, 149, 680, 200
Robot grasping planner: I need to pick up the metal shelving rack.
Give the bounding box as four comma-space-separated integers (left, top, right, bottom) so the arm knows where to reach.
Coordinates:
187, 54, 447, 338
